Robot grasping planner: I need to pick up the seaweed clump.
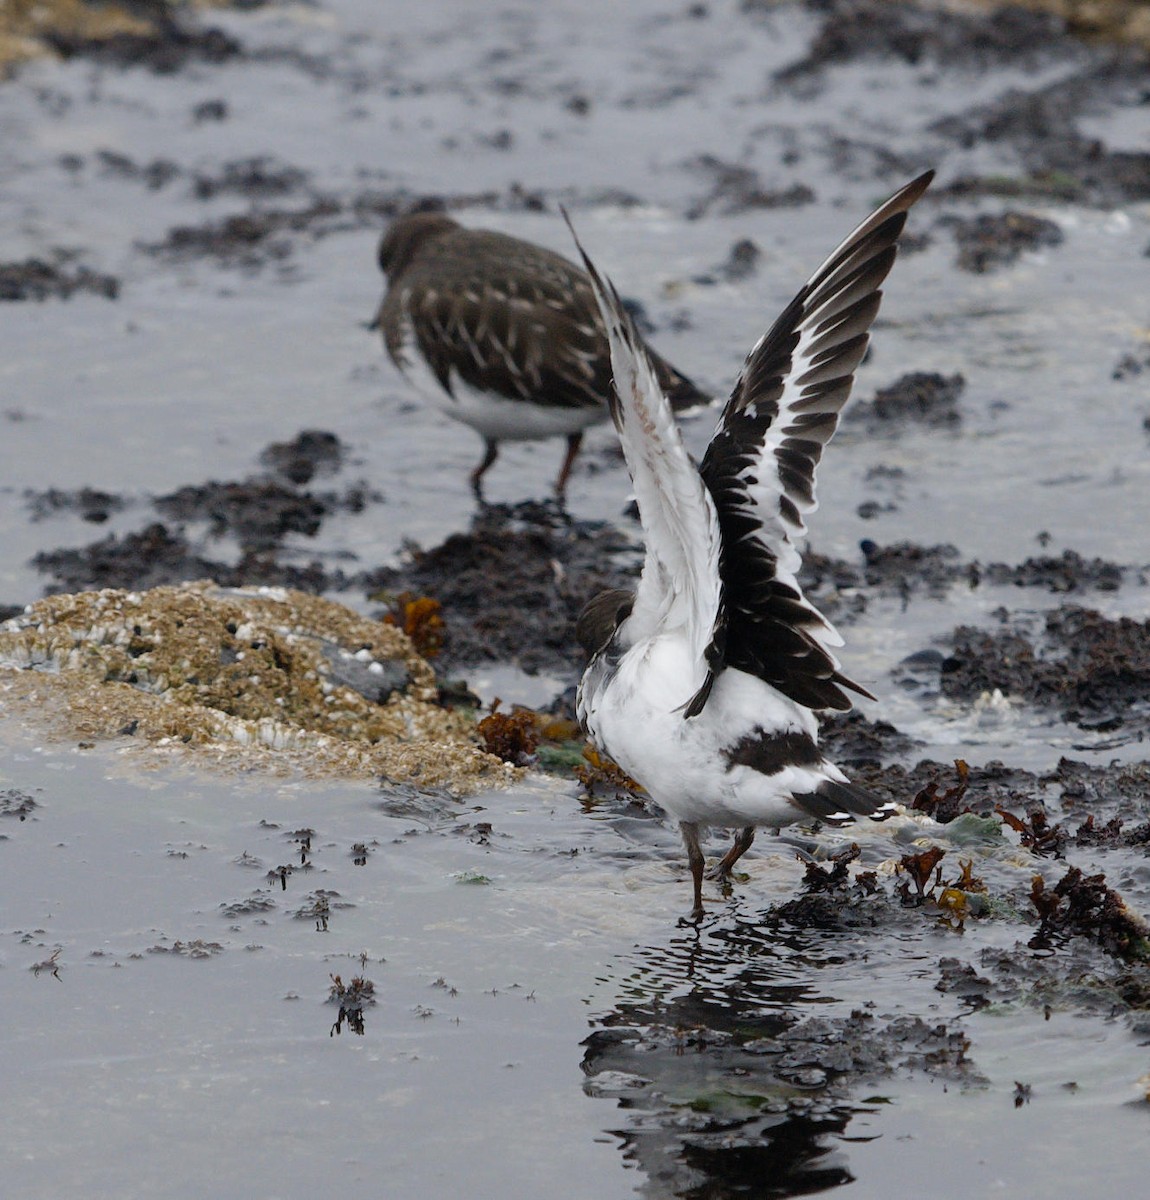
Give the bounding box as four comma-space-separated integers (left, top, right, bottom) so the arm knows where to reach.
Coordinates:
329, 973, 376, 1037
1029, 867, 1150, 959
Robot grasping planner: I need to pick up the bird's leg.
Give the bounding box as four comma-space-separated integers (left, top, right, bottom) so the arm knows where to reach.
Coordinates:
470, 439, 499, 501
679, 821, 706, 924
708, 826, 755, 883
554, 432, 583, 500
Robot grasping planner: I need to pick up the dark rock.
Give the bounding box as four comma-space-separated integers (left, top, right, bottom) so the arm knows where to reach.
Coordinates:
192, 157, 309, 202
34, 523, 221, 593
319, 641, 412, 704
143, 199, 343, 268
258, 431, 344, 486
155, 481, 328, 553
981, 550, 1123, 593
43, 7, 242, 74
0, 259, 120, 302
685, 155, 814, 218
702, 237, 762, 283
0, 789, 38, 819
1114, 348, 1150, 381
32, 522, 339, 594
817, 711, 922, 766
930, 59, 1150, 207
851, 371, 965, 426
362, 501, 637, 675
949, 211, 1064, 273
95, 149, 180, 190
860, 540, 968, 596
25, 487, 126, 524
940, 605, 1150, 727
935, 957, 993, 1009
692, 236, 765, 285
773, 0, 1078, 80
191, 99, 229, 123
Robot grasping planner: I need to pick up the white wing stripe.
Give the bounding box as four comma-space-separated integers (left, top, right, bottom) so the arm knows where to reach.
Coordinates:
566, 224, 723, 679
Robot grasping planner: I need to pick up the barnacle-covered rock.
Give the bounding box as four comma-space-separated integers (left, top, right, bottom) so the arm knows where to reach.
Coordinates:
0, 581, 518, 792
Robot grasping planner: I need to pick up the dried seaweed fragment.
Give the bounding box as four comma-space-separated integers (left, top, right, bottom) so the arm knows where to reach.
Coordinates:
477, 700, 540, 766
1073, 813, 1127, 848
896, 846, 947, 905
329, 973, 376, 1036
381, 592, 445, 659
574, 746, 645, 799
997, 806, 1066, 857
911, 759, 971, 823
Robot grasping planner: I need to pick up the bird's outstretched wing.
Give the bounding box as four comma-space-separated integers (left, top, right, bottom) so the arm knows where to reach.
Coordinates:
566, 215, 723, 706
699, 170, 934, 712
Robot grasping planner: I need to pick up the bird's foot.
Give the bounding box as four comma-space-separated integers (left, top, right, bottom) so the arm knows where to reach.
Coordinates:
705, 862, 744, 883
706, 864, 748, 899
676, 906, 705, 929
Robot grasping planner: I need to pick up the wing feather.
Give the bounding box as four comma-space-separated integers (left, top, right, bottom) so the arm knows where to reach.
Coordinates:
564, 214, 723, 709
699, 170, 933, 711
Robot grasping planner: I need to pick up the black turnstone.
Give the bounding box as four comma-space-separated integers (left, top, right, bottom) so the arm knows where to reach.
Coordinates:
571, 171, 933, 920
373, 212, 708, 500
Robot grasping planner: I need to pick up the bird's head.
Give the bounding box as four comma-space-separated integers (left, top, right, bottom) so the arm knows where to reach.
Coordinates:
377, 211, 458, 279
575, 588, 635, 659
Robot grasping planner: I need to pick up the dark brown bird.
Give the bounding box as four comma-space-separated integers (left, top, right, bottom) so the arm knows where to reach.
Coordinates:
372, 212, 709, 500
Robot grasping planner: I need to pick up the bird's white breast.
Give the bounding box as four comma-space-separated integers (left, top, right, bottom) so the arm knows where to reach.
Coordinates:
579, 635, 830, 830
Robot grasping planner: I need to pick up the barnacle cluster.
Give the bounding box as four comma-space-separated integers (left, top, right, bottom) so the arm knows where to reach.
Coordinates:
0, 582, 518, 792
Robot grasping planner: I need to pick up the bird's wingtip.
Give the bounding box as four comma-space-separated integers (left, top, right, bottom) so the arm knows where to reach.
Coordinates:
900, 168, 935, 207
560, 205, 598, 282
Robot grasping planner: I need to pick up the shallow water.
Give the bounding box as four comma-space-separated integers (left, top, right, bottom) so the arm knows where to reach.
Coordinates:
0, 726, 626, 1198
5, 712, 1150, 1199
3, 1, 1150, 1196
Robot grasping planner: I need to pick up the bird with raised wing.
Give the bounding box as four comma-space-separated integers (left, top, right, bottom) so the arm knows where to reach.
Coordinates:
372, 212, 709, 501
572, 172, 933, 920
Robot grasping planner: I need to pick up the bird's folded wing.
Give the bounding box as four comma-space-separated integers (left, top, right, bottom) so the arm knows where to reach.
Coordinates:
398, 267, 608, 411
699, 170, 934, 712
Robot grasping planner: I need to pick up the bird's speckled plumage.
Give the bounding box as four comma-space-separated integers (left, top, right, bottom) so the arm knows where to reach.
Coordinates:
571, 171, 933, 919
373, 211, 709, 499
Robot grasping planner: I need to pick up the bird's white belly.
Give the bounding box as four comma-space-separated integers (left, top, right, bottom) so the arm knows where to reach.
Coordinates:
394, 344, 607, 441
582, 647, 827, 830
446, 381, 606, 440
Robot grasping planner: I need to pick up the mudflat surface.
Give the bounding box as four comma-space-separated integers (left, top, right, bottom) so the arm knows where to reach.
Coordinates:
3, 2, 1150, 1197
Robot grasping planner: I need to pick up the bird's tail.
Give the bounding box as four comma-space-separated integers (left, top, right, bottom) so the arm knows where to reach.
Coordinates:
792, 778, 897, 826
